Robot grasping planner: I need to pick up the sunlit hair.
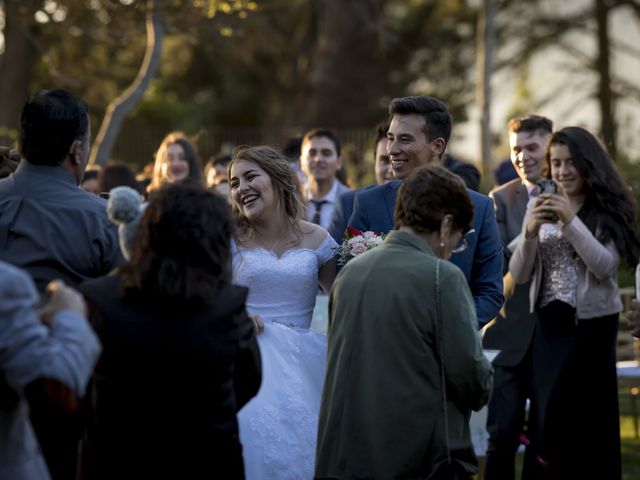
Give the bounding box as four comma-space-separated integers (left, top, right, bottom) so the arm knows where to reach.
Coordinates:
546, 126, 640, 268
149, 131, 204, 191
395, 165, 473, 234
508, 114, 553, 135
121, 182, 233, 304
20, 89, 89, 166
228, 145, 306, 243
389, 96, 452, 147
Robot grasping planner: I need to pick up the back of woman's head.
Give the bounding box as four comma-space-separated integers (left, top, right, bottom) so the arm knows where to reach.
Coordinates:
395, 165, 473, 234
228, 145, 305, 235
123, 182, 233, 303
547, 126, 640, 267
149, 132, 204, 191
98, 163, 140, 194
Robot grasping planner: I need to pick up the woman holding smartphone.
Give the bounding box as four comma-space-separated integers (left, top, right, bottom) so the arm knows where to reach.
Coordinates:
510, 127, 640, 479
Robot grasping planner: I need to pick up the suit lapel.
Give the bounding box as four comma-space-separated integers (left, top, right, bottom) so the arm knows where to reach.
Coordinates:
514, 184, 529, 222
382, 181, 400, 232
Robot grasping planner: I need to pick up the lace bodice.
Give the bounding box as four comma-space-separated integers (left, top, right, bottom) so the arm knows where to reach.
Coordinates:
232, 234, 337, 329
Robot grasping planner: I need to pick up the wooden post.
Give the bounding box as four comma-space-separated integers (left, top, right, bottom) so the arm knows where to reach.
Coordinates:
476, 0, 495, 180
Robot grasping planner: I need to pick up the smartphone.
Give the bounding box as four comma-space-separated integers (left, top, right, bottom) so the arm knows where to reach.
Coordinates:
536, 180, 559, 222
536, 179, 558, 194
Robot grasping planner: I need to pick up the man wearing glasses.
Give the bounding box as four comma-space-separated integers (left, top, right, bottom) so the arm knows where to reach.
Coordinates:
348, 95, 504, 328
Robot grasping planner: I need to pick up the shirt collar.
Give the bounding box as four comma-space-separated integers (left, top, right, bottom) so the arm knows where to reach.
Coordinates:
16, 160, 78, 186
306, 179, 339, 204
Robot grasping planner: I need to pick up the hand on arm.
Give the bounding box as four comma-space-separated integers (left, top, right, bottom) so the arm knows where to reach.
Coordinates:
39, 280, 87, 325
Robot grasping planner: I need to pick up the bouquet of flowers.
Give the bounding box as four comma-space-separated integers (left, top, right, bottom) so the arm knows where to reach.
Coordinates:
336, 226, 386, 266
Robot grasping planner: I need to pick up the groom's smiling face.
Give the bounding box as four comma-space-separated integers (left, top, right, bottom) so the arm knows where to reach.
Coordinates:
387, 114, 443, 180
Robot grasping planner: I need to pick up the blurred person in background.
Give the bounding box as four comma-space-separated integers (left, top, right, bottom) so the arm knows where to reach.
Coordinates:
96, 163, 142, 197
300, 128, 351, 231
80, 169, 100, 195
148, 131, 204, 192
0, 146, 21, 179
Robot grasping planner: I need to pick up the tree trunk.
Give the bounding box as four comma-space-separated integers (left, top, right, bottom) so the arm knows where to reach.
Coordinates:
595, 0, 616, 157
89, 0, 164, 167
0, 0, 38, 147
304, 0, 385, 128
476, 0, 495, 179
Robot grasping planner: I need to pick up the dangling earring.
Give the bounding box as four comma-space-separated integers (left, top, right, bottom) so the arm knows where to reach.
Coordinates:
439, 239, 445, 247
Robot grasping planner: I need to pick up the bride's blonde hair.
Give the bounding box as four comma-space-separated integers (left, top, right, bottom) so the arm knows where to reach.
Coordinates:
228, 145, 306, 244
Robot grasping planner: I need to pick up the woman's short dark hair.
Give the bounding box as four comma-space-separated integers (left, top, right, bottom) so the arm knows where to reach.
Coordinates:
20, 89, 89, 166
122, 182, 233, 304
395, 165, 473, 234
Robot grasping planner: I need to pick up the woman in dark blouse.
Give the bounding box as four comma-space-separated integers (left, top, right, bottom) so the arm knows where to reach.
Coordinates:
79, 182, 261, 480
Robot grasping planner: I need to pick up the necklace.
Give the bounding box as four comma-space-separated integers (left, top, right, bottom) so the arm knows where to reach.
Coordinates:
252, 226, 294, 256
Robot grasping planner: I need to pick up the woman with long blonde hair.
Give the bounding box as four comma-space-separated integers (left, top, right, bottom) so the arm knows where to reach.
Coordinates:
228, 145, 337, 480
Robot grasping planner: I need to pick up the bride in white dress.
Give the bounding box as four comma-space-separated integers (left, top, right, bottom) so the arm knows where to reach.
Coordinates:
228, 145, 337, 480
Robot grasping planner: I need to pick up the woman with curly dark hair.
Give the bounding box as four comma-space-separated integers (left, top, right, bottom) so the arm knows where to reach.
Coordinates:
510, 126, 640, 479
79, 182, 261, 479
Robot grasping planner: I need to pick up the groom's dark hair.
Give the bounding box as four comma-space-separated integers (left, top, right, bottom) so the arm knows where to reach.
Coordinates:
389, 96, 452, 146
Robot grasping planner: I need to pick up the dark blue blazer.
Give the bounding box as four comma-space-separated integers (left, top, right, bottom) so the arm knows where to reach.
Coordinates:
348, 180, 504, 327
328, 185, 377, 244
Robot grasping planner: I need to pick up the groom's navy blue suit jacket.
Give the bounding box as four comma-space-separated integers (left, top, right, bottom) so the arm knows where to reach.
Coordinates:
348, 180, 504, 327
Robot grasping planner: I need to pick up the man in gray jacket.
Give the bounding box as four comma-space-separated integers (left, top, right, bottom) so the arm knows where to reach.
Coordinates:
482, 114, 552, 479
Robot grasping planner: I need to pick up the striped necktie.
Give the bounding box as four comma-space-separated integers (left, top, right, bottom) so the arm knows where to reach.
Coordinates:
311, 200, 327, 225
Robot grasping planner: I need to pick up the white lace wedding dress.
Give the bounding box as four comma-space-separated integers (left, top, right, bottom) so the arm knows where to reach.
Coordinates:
232, 234, 337, 480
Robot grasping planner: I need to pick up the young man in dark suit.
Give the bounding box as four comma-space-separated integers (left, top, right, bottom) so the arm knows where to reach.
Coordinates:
348, 95, 504, 327
482, 114, 553, 480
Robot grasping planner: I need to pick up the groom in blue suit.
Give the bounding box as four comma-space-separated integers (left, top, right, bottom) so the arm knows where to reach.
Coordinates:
349, 96, 503, 327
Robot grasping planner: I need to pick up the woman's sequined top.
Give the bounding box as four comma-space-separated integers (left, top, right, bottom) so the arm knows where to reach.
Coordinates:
538, 222, 580, 308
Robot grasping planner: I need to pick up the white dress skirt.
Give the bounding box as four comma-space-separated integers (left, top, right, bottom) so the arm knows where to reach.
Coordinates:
232, 235, 337, 480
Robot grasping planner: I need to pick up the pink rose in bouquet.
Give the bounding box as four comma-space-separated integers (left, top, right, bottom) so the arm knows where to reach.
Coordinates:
336, 226, 386, 265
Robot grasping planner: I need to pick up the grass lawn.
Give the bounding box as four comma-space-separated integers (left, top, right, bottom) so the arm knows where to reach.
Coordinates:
621, 416, 640, 480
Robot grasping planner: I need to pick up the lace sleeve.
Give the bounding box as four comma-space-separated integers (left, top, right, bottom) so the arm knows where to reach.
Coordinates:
315, 233, 339, 267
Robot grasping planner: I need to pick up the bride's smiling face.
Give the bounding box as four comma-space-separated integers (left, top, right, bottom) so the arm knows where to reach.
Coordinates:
230, 159, 278, 221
